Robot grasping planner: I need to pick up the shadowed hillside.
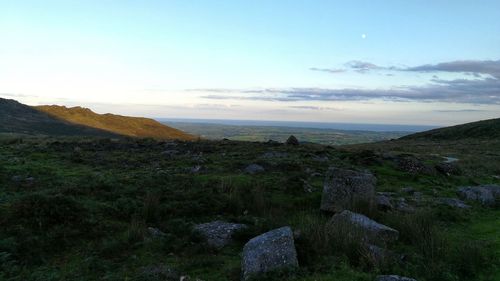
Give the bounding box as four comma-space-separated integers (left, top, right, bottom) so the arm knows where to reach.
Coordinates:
0, 98, 118, 137
401, 118, 500, 140
36, 105, 195, 140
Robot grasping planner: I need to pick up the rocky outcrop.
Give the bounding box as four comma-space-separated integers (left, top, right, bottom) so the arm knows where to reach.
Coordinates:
330, 210, 399, 245
435, 162, 461, 176
241, 226, 298, 280
285, 135, 299, 146
394, 155, 434, 175
320, 167, 376, 212
193, 221, 247, 249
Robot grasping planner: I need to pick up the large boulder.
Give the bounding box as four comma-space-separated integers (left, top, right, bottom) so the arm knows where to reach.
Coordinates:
457, 185, 499, 206
320, 168, 376, 212
330, 210, 399, 244
193, 221, 247, 249
376, 275, 417, 281
241, 226, 299, 280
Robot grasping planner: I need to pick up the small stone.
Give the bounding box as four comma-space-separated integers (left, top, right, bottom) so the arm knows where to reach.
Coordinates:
244, 164, 265, 175
376, 275, 417, 281
438, 198, 470, 209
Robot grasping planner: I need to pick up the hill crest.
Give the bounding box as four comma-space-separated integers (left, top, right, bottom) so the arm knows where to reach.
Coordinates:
35, 105, 195, 140
401, 118, 500, 140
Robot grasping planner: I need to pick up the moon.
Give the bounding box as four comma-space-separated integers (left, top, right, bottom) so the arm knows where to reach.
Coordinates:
361, 34, 367, 39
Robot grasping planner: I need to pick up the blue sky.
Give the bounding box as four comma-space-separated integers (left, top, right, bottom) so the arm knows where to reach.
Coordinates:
1, 0, 499, 125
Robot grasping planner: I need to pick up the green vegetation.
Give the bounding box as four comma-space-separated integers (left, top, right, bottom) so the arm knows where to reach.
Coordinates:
0, 134, 498, 280
163, 122, 408, 145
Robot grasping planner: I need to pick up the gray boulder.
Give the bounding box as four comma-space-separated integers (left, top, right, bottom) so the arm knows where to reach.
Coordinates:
244, 164, 265, 175
241, 226, 299, 280
193, 221, 247, 249
457, 185, 498, 206
376, 275, 417, 281
330, 210, 399, 244
438, 198, 470, 209
320, 167, 376, 212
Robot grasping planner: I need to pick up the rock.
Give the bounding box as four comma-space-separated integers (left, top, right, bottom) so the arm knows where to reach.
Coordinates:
161, 149, 180, 158
193, 221, 247, 249
190, 165, 202, 174
364, 244, 402, 266
376, 275, 417, 281
394, 198, 416, 213
244, 164, 265, 175
435, 162, 461, 176
330, 210, 399, 244
241, 226, 299, 280
138, 264, 179, 281
376, 194, 394, 211
457, 185, 497, 206
438, 198, 470, 209
320, 167, 376, 212
285, 135, 299, 146
395, 156, 434, 175
147, 227, 166, 238
401, 187, 415, 194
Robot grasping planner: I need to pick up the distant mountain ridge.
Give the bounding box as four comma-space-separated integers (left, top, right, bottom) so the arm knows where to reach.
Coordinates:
0, 98, 195, 140
0, 98, 119, 137
401, 118, 500, 140
35, 105, 195, 140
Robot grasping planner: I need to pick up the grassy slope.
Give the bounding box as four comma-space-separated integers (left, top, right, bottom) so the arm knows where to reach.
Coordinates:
401, 118, 500, 141
36, 105, 195, 141
0, 136, 499, 281
0, 98, 119, 137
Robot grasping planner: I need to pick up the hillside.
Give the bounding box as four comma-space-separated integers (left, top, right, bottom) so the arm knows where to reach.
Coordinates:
0, 98, 118, 137
401, 118, 500, 140
35, 105, 195, 140
0, 135, 498, 280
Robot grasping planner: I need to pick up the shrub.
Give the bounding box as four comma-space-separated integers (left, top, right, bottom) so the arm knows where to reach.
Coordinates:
9, 193, 88, 232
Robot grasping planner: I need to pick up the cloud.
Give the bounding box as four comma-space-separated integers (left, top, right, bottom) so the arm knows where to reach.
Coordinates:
0, 93, 34, 98
405, 60, 500, 79
345, 60, 382, 73
309, 67, 346, 74
198, 75, 500, 104
312, 59, 500, 79
288, 105, 343, 111
432, 109, 488, 113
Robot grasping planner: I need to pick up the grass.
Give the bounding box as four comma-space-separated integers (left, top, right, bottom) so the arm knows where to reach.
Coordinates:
0, 136, 499, 280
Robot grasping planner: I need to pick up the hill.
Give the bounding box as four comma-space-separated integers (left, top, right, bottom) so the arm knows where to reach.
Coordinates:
0, 98, 118, 137
401, 118, 500, 140
35, 105, 195, 140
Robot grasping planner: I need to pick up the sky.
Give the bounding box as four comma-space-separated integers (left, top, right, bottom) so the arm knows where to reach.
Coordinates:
1, 0, 499, 126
